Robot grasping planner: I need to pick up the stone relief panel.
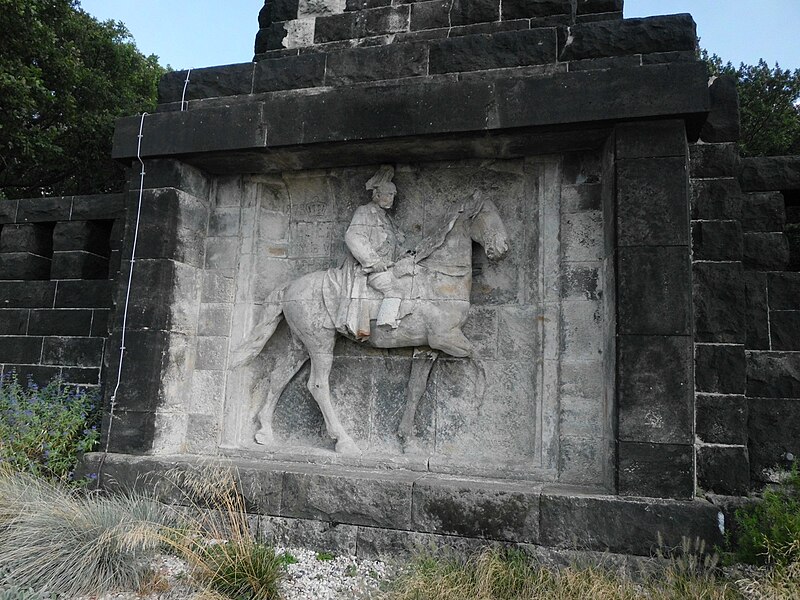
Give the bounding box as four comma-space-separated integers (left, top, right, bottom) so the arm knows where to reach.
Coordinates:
204, 154, 608, 485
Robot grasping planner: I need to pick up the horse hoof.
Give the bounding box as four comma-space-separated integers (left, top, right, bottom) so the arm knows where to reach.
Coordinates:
335, 437, 360, 455
254, 431, 273, 446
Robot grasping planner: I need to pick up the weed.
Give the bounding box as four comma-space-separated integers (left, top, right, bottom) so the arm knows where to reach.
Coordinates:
279, 552, 298, 566
192, 542, 284, 600
345, 564, 358, 577
316, 551, 335, 562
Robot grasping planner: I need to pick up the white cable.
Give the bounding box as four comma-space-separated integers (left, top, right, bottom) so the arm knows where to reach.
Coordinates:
104, 112, 148, 454
180, 68, 192, 111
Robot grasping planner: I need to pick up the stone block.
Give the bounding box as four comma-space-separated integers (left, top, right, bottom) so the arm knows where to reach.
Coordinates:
52, 220, 112, 254
135, 160, 211, 201
616, 157, 689, 246
16, 197, 70, 222
260, 517, 358, 554
697, 446, 749, 496
123, 259, 200, 334
617, 335, 692, 444
55, 280, 112, 308
689, 142, 739, 178
356, 526, 487, 560
102, 410, 157, 454
259, 0, 300, 26
615, 119, 687, 159
253, 53, 326, 92
0, 252, 51, 280
2, 364, 60, 387
503, 0, 571, 20
429, 28, 557, 74
41, 336, 104, 367
560, 301, 603, 361
411, 477, 540, 542
561, 211, 602, 261
768, 272, 800, 311
0, 336, 43, 364
158, 63, 254, 104
410, 0, 498, 31
700, 75, 740, 143
559, 14, 697, 61
0, 281, 56, 308
202, 271, 236, 303
195, 336, 228, 371
576, 0, 622, 14
61, 367, 100, 385
618, 247, 691, 336
561, 183, 601, 212
691, 220, 742, 261
0, 309, 29, 335
740, 155, 800, 192
695, 344, 745, 394
742, 232, 790, 271
325, 43, 428, 85
0, 200, 17, 224
539, 492, 723, 554
198, 303, 233, 337
91, 309, 110, 337
28, 309, 93, 337
561, 264, 600, 301
771, 311, 800, 351
280, 469, 415, 528
746, 351, 800, 399
748, 397, 800, 482
51, 251, 109, 280
346, 0, 391, 10
690, 178, 742, 220
696, 393, 747, 445
618, 442, 694, 499
741, 192, 786, 232
0, 223, 53, 255
744, 271, 769, 350
575, 11, 622, 23
315, 5, 409, 42
693, 262, 746, 344
70, 194, 125, 221
559, 436, 606, 486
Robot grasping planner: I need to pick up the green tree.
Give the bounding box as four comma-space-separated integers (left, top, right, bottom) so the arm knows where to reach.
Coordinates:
703, 51, 800, 157
0, 0, 166, 199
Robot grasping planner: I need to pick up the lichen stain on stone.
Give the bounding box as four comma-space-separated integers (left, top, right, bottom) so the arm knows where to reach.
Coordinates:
425, 494, 527, 538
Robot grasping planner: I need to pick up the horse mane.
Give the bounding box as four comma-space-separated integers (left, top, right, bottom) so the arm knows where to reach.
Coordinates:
412, 194, 484, 262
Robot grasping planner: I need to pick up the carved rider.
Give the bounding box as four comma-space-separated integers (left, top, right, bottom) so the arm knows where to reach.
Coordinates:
344, 165, 412, 335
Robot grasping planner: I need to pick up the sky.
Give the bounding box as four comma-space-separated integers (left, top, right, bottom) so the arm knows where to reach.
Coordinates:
78, 0, 800, 71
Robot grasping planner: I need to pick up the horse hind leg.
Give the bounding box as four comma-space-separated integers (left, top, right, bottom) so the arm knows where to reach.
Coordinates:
306, 351, 360, 455
398, 348, 438, 450
254, 346, 309, 446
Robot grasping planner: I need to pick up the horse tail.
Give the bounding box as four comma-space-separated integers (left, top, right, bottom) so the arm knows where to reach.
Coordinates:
228, 288, 286, 370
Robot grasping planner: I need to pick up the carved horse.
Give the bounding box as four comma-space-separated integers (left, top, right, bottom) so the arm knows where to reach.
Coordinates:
230, 194, 509, 454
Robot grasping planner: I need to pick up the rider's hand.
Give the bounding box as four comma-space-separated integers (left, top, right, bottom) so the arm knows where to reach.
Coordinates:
367, 260, 390, 273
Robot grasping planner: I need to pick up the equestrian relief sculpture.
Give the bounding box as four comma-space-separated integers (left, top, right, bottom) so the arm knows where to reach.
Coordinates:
230, 165, 509, 454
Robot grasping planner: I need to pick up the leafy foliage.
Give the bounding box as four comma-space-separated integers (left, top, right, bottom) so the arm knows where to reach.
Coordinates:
0, 374, 99, 481
703, 51, 800, 157
0, 0, 166, 199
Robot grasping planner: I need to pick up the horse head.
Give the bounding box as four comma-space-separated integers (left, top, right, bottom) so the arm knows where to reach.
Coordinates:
467, 192, 509, 261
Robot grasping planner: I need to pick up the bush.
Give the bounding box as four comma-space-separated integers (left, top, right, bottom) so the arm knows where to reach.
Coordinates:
0, 374, 99, 481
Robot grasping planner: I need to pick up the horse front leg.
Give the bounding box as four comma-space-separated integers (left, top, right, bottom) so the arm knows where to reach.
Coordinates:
398, 348, 438, 450
307, 352, 360, 455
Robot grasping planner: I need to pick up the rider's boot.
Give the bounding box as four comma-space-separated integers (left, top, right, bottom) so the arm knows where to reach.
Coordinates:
376, 297, 401, 328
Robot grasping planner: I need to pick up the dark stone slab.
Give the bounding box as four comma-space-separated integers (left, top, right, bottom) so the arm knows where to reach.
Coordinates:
691, 220, 742, 261
325, 43, 428, 85
449, 18, 533, 37
695, 344, 745, 394
158, 63, 254, 104
741, 192, 785, 232
53, 220, 110, 254
51, 251, 109, 280
1, 364, 60, 387
575, 11, 621, 23
429, 28, 557, 74
617, 442, 694, 499
576, 0, 622, 14
316, 6, 410, 42
689, 143, 739, 179
28, 309, 93, 337
70, 194, 124, 220
91, 309, 110, 337
693, 262, 746, 344
768, 272, 800, 311
0, 281, 56, 308
700, 75, 740, 143
539, 492, 723, 554
41, 336, 104, 367
747, 351, 800, 399
61, 366, 100, 385
771, 311, 800, 351
255, 23, 288, 54
100, 409, 156, 454
740, 156, 800, 192
690, 178, 743, 220
744, 271, 769, 350
260, 517, 358, 554
617, 335, 692, 444
410, 0, 498, 32
0, 200, 18, 224
0, 335, 43, 364
502, 0, 571, 21
0, 309, 28, 335
259, 0, 299, 27
346, 0, 391, 10
618, 247, 691, 335
748, 397, 800, 483
641, 50, 697, 65
697, 446, 749, 496
742, 232, 790, 271
16, 197, 71, 222
356, 526, 487, 560
0, 223, 54, 255
616, 157, 689, 246
0, 253, 51, 280
411, 477, 539, 542
137, 160, 211, 200
253, 53, 325, 92
566, 55, 641, 72
559, 14, 697, 62
696, 393, 747, 445
615, 119, 687, 159
54, 280, 113, 308
281, 469, 415, 529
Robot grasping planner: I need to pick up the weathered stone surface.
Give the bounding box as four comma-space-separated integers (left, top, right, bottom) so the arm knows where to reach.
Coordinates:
768, 273, 799, 312
576, 0, 623, 14
700, 75, 740, 143
689, 142, 739, 178
617, 442, 694, 499
316, 5, 409, 42
618, 335, 693, 444
742, 232, 790, 271
0, 281, 56, 308
615, 119, 687, 159
253, 53, 326, 92
695, 344, 746, 394
0, 309, 29, 335
740, 155, 800, 192
55, 280, 112, 308
325, 43, 428, 85
2, 364, 60, 386
693, 262, 746, 344
697, 446, 749, 496
747, 351, 800, 399
0, 253, 51, 280
52, 221, 112, 254
410, 0, 498, 32
260, 517, 358, 554
691, 220, 742, 261
503, 0, 571, 20
158, 64, 255, 104
744, 271, 769, 349
539, 492, 723, 554
566, 55, 640, 72
618, 247, 691, 335
27, 309, 93, 337
356, 526, 487, 559
70, 194, 125, 221
41, 336, 104, 368
559, 15, 697, 61
0, 336, 43, 364
741, 192, 786, 232
771, 311, 800, 351
16, 198, 71, 222
0, 223, 53, 255
429, 29, 557, 74
411, 477, 539, 542
696, 393, 747, 445
748, 397, 800, 482
690, 178, 743, 220
51, 251, 109, 280
616, 157, 689, 246
259, 0, 300, 27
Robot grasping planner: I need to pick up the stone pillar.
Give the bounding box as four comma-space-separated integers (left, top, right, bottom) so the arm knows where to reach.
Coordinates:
612, 120, 694, 499
103, 159, 211, 455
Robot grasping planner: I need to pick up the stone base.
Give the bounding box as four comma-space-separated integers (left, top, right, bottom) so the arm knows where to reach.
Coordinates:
80, 452, 724, 557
